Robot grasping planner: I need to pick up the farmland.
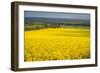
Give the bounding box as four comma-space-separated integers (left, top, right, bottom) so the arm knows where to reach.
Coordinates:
24, 27, 90, 61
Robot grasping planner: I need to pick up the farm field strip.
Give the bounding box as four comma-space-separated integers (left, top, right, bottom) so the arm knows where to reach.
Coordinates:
24, 27, 90, 62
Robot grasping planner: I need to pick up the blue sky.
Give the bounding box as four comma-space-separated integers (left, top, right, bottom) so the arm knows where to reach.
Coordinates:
24, 11, 90, 20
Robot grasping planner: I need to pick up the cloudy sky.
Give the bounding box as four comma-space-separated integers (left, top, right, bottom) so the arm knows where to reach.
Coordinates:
24, 11, 90, 20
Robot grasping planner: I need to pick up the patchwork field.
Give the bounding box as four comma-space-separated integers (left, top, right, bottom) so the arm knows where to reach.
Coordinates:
24, 27, 90, 62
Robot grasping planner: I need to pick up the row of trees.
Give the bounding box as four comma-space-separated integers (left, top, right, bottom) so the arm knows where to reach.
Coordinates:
24, 22, 89, 31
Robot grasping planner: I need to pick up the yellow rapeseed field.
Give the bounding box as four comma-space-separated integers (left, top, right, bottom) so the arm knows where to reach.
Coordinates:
24, 27, 90, 61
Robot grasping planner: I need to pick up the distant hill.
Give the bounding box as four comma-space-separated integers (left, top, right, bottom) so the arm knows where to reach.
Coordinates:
24, 17, 90, 26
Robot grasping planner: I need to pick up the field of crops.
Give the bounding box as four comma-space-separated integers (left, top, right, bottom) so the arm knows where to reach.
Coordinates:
24, 27, 90, 62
